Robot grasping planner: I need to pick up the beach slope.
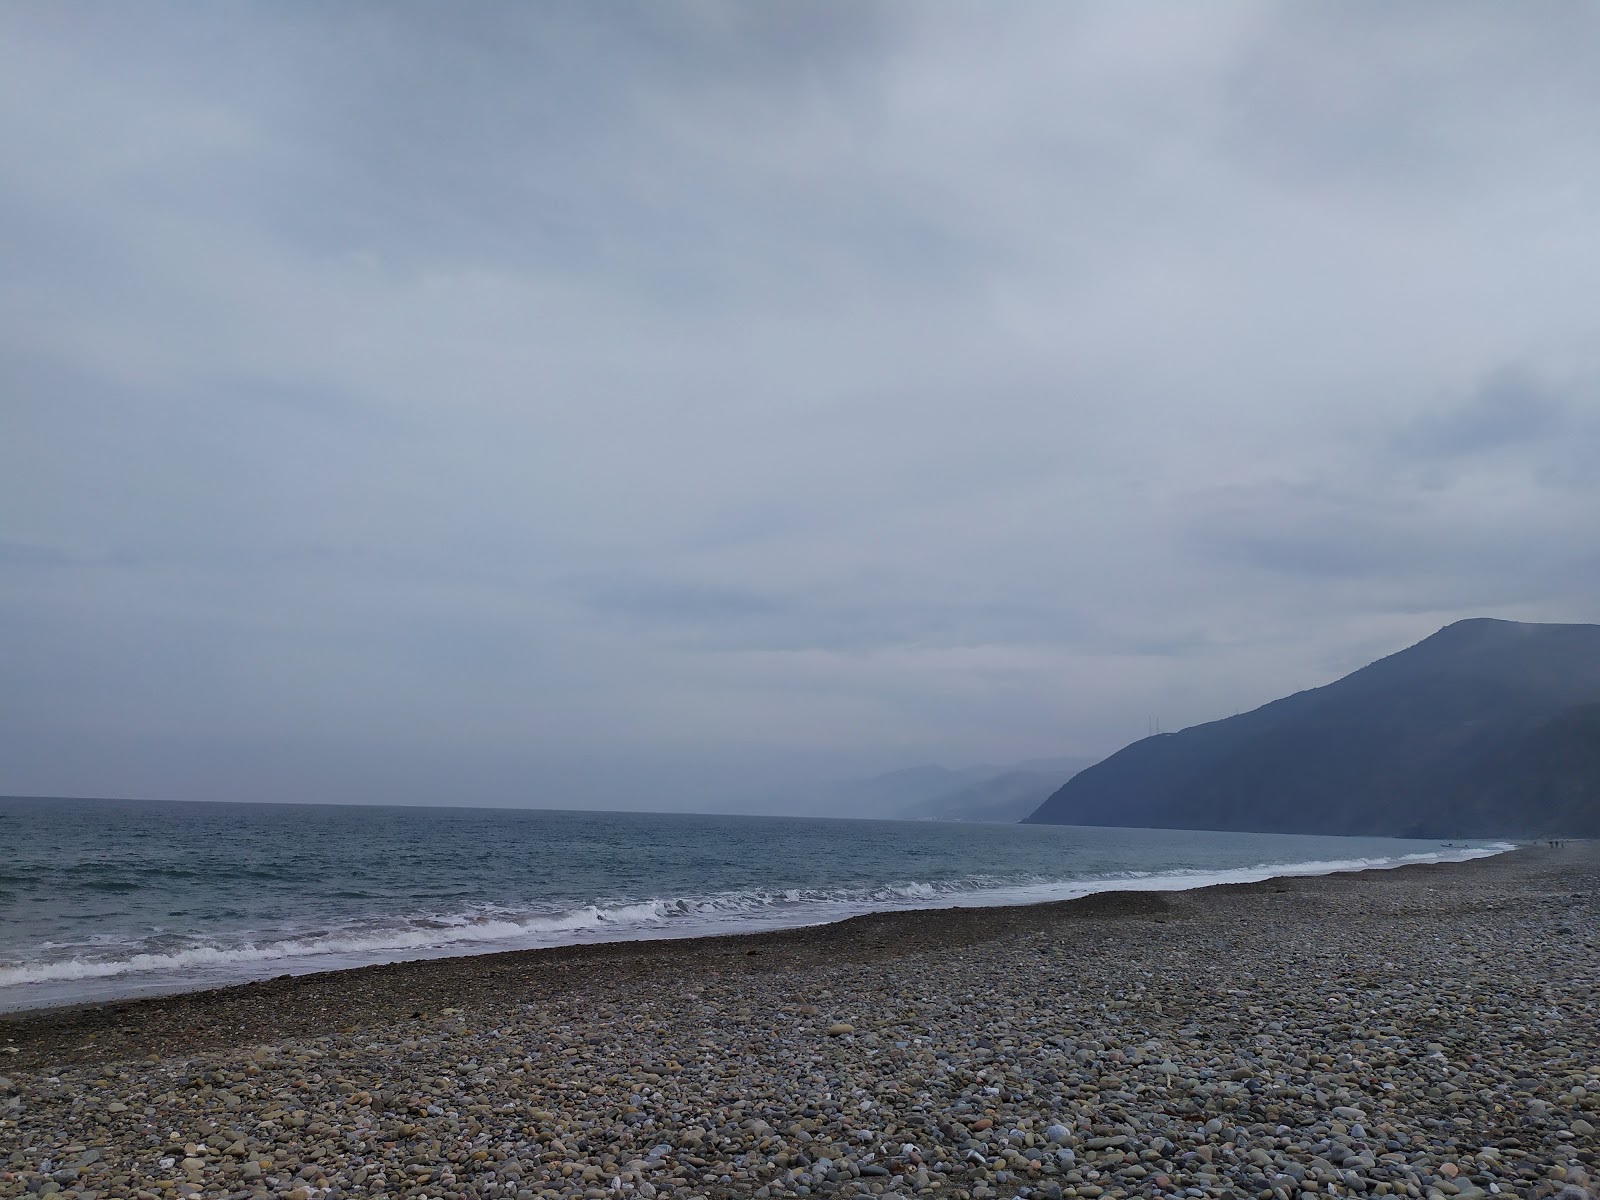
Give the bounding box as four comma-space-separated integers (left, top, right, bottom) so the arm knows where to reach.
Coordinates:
3, 845, 1597, 1199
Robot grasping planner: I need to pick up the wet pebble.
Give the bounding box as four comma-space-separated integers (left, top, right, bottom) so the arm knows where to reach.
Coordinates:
2, 848, 1596, 1199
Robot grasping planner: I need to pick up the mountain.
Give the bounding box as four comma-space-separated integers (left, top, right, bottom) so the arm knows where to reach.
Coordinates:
1023, 618, 1600, 838
898, 758, 1098, 823
782, 764, 997, 819
777, 757, 1095, 822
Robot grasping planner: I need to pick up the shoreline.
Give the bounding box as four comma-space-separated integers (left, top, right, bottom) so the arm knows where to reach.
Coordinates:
3, 844, 1596, 1200
0, 844, 1554, 1065
0, 841, 1516, 1024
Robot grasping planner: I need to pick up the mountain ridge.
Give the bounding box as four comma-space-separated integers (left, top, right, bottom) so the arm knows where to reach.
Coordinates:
1023, 618, 1600, 837
897, 761, 1097, 823
760, 757, 1094, 822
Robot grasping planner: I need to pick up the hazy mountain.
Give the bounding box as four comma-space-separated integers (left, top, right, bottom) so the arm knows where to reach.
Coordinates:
897, 760, 1096, 823
783, 764, 994, 819
1024, 619, 1600, 838
782, 757, 1094, 822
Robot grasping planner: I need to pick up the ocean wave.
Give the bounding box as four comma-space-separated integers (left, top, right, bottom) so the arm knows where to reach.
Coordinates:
0, 842, 1514, 992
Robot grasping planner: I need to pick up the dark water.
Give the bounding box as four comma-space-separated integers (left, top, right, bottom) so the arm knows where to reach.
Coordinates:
0, 796, 1511, 1010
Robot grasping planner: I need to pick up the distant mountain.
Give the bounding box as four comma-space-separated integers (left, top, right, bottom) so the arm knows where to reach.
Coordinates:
787, 764, 996, 819
897, 762, 1095, 823
1023, 619, 1600, 838
784, 757, 1095, 822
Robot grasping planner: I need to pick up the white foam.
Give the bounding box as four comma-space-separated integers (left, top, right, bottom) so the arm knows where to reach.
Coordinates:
0, 901, 681, 988
0, 841, 1516, 1005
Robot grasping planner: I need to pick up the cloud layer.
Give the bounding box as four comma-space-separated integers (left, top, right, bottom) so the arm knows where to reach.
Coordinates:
4, 3, 1598, 807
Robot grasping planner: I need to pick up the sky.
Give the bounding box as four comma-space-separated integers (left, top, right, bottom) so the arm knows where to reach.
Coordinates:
3, 2, 1598, 810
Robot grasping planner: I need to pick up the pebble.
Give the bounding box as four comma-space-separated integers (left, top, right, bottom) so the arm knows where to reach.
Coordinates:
1, 846, 1596, 1200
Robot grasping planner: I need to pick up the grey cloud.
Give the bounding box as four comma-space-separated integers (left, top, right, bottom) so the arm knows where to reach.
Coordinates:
573, 570, 1052, 654
1223, 5, 1600, 191
1181, 482, 1425, 580
1396, 368, 1568, 459
1181, 426, 1598, 612
4, 2, 1599, 807
0, 541, 82, 568
579, 575, 788, 625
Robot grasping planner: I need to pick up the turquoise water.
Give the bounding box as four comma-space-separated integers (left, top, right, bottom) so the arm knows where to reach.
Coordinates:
0, 796, 1511, 1010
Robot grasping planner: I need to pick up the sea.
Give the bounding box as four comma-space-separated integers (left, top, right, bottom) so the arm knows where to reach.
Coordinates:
0, 796, 1514, 1013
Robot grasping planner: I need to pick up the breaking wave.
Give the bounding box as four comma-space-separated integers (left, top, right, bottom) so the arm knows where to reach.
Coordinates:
0, 842, 1514, 995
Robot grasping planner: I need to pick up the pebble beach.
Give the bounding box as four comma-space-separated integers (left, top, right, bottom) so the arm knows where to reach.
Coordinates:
3, 844, 1596, 1200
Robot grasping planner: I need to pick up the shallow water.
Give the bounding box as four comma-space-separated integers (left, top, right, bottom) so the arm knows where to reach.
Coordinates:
0, 796, 1511, 1010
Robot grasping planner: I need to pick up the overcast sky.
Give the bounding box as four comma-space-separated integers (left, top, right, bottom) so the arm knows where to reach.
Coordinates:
4, 2, 1598, 809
